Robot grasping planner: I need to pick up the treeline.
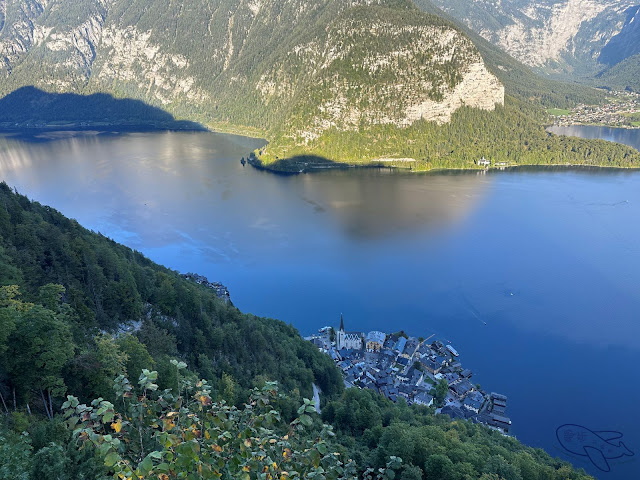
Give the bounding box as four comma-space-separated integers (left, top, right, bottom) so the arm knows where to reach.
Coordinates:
0, 183, 596, 479
322, 388, 593, 480
595, 53, 640, 92
260, 96, 640, 171
0, 181, 342, 412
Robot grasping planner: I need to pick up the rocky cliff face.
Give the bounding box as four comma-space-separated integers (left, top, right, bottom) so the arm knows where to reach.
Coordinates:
259, 7, 504, 144
599, 5, 640, 66
0, 0, 47, 76
0, 0, 504, 160
428, 0, 638, 79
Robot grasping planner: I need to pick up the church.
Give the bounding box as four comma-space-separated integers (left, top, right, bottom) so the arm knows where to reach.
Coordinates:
336, 314, 364, 350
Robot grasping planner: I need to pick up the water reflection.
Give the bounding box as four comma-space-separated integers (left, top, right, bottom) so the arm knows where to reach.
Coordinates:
296, 169, 489, 239
0, 131, 489, 248
2, 130, 640, 478
548, 124, 640, 151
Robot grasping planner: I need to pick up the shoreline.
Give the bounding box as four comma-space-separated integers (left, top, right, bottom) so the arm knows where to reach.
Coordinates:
249, 157, 640, 175
306, 326, 513, 435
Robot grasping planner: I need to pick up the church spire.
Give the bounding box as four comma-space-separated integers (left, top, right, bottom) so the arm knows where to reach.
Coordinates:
340, 313, 344, 332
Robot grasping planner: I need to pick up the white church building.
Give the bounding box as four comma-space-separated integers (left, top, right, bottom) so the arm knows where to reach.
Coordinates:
336, 315, 364, 350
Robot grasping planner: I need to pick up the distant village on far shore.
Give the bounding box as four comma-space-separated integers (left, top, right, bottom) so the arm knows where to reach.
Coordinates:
306, 315, 512, 435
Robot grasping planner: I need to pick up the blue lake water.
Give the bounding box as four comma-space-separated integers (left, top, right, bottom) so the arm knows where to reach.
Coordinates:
1, 128, 639, 478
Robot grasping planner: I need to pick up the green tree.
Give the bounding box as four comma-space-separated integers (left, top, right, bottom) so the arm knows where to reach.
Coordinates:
4, 290, 75, 419
116, 334, 154, 381
425, 454, 454, 480
399, 465, 423, 480
434, 379, 448, 407
63, 367, 402, 480
0, 429, 32, 480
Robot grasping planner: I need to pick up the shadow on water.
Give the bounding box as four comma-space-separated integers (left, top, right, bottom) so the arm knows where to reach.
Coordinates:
249, 154, 353, 174
0, 86, 205, 136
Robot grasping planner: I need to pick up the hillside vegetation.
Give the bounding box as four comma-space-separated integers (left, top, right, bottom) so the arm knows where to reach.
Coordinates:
595, 53, 640, 92
0, 184, 596, 479
1, 0, 635, 171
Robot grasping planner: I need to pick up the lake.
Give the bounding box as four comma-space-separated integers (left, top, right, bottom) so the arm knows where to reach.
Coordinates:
1, 127, 639, 478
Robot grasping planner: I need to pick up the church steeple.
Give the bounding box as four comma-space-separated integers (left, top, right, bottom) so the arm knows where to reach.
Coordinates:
340, 313, 344, 332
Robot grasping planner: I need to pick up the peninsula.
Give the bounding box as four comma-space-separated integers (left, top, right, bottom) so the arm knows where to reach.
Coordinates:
2, 0, 639, 173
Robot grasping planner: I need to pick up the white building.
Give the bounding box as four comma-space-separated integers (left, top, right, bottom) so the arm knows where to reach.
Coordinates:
336, 315, 364, 350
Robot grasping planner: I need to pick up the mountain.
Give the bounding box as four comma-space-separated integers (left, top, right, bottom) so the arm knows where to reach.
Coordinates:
598, 5, 640, 66
1, 0, 638, 170
0, 0, 503, 131
0, 182, 597, 480
596, 52, 640, 91
426, 0, 640, 83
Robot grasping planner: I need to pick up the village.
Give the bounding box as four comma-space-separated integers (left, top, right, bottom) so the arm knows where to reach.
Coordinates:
306, 316, 512, 435
551, 90, 640, 128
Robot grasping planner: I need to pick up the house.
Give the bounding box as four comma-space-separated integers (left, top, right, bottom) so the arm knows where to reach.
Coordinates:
310, 337, 330, 350
422, 359, 441, 375
409, 367, 423, 385
376, 376, 394, 388
491, 392, 507, 405
414, 384, 434, 395
463, 391, 485, 413
434, 355, 449, 368
398, 384, 415, 398
489, 413, 511, 433
449, 380, 473, 398
380, 385, 399, 402
431, 340, 447, 356
403, 337, 420, 358
476, 157, 490, 167
440, 405, 465, 420
394, 336, 407, 354
344, 374, 357, 387
490, 392, 507, 413
414, 392, 434, 407
395, 356, 409, 369
449, 361, 462, 371
366, 331, 386, 352
460, 369, 472, 379
444, 372, 460, 385
417, 343, 433, 356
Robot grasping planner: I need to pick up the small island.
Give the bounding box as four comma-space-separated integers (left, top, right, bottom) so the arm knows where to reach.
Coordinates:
306, 315, 512, 434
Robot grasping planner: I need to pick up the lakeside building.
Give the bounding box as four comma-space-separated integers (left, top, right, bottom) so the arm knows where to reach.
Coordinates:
307, 315, 513, 435
366, 331, 386, 352
336, 315, 365, 350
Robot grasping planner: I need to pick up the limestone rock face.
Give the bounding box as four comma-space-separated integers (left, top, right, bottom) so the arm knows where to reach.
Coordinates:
404, 62, 504, 125
427, 0, 639, 77
0, 0, 504, 143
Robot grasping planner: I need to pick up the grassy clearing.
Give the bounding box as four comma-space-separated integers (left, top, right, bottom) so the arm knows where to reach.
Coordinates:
547, 108, 571, 116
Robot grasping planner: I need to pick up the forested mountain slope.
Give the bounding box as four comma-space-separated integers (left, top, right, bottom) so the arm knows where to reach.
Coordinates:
0, 181, 343, 410
0, 183, 596, 479
0, 0, 503, 134
3, 0, 635, 171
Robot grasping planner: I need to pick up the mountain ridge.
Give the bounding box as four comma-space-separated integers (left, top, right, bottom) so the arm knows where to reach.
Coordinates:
1, 0, 638, 172
426, 0, 640, 87
0, 0, 504, 134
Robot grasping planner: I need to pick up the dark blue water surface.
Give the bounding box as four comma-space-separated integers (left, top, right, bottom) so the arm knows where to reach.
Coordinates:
1, 128, 639, 478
